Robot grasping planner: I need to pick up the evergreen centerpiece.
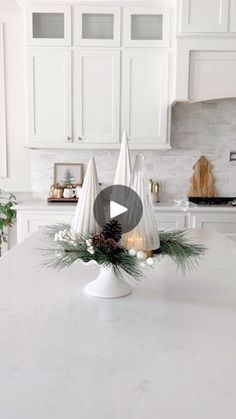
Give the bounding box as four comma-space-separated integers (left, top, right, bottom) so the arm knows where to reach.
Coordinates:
45, 220, 143, 280
44, 220, 206, 282
42, 145, 206, 299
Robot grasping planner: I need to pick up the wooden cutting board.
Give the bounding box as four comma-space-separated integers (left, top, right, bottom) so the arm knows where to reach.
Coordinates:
188, 156, 217, 198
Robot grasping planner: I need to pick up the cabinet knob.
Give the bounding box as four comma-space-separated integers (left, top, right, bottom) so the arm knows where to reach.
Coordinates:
66, 136, 72, 142
77, 137, 82, 141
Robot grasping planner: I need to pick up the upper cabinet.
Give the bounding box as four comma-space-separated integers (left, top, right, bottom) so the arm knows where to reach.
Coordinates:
27, 49, 71, 144
25, 2, 172, 150
74, 49, 120, 145
180, 0, 229, 33
26, 4, 71, 46
123, 7, 170, 47
74, 6, 121, 46
122, 50, 169, 147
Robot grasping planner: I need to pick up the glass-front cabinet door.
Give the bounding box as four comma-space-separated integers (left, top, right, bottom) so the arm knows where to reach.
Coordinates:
124, 7, 170, 47
74, 6, 121, 46
26, 5, 71, 46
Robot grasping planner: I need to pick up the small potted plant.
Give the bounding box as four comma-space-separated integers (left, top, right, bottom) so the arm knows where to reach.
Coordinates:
0, 190, 16, 256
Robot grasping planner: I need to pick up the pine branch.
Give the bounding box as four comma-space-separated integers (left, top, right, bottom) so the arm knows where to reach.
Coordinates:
159, 230, 206, 272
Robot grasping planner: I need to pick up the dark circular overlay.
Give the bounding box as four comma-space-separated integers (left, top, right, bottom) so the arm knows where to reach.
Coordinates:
93, 185, 143, 234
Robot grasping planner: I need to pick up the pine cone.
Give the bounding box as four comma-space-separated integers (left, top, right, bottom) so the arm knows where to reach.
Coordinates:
92, 233, 105, 247
102, 220, 122, 242
99, 238, 117, 254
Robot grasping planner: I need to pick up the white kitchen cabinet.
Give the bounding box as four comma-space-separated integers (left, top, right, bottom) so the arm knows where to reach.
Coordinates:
230, 0, 236, 32
124, 7, 170, 47
16, 210, 74, 243
27, 48, 72, 144
74, 49, 120, 145
74, 6, 121, 47
26, 4, 71, 46
180, 0, 229, 33
190, 212, 236, 242
122, 50, 170, 148
189, 51, 236, 101
155, 212, 187, 230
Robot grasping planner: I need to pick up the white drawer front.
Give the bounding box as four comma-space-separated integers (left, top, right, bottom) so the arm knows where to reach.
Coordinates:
155, 213, 187, 230
17, 212, 73, 243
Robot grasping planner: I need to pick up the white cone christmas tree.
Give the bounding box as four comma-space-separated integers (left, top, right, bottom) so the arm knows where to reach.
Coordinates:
125, 154, 160, 251
71, 157, 101, 235
113, 130, 131, 186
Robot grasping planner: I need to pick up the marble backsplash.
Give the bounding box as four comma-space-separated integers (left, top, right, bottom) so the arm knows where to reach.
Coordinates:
31, 99, 236, 200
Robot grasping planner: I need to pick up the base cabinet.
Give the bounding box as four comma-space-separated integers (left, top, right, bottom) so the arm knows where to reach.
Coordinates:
16, 210, 74, 244
190, 212, 236, 242
15, 207, 236, 245
155, 212, 187, 230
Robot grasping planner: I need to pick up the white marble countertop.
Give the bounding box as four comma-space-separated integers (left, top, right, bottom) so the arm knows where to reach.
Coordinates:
13, 198, 236, 212
1, 229, 236, 418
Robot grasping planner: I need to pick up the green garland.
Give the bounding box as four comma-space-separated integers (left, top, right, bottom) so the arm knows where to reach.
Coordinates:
42, 222, 206, 280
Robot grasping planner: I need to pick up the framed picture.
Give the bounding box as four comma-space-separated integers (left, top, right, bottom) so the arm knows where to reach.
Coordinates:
54, 163, 83, 186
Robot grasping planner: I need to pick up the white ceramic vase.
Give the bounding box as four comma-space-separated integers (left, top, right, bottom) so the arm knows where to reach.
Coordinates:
84, 264, 132, 299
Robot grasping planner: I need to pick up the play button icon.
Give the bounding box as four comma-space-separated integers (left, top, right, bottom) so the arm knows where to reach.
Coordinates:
110, 201, 128, 219
94, 185, 143, 234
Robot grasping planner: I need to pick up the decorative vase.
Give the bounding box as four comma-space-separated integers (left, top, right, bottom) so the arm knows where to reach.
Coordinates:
84, 264, 132, 299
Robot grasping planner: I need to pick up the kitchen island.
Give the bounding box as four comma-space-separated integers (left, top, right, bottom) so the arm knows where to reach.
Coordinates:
0, 229, 236, 419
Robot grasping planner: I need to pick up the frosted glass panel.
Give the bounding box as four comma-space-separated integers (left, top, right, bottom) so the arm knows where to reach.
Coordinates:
82, 13, 114, 39
33, 13, 64, 39
131, 14, 163, 40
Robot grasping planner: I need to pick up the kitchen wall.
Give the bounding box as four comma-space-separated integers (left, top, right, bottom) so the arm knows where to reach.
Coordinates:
31, 99, 236, 200
0, 1, 31, 192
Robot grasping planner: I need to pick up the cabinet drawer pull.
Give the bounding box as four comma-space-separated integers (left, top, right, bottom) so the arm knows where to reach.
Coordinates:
66, 136, 72, 142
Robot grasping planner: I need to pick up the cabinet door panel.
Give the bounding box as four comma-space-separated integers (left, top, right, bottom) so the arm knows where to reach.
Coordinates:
124, 7, 169, 47
189, 51, 236, 101
155, 213, 186, 230
181, 0, 229, 33
122, 50, 169, 145
17, 213, 73, 243
74, 6, 121, 46
190, 213, 236, 243
74, 50, 120, 144
28, 49, 71, 143
26, 5, 71, 46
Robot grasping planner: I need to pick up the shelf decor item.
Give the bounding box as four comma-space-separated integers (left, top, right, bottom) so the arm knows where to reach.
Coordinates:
188, 156, 216, 198
54, 163, 83, 187
124, 153, 160, 252
71, 157, 101, 236
113, 130, 131, 186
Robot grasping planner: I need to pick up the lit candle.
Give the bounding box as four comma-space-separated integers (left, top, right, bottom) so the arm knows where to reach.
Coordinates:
126, 236, 146, 251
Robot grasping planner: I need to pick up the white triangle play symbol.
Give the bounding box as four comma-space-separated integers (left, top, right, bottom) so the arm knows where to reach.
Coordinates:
110, 201, 128, 219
